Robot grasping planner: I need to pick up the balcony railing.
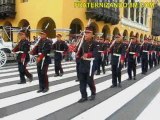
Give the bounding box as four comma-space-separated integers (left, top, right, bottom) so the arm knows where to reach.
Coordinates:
121, 17, 149, 32
85, 0, 120, 25
103, 8, 112, 23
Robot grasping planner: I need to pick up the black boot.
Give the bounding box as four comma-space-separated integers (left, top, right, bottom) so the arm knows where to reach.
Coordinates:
28, 74, 33, 82
59, 72, 63, 77
78, 98, 88, 103
37, 89, 43, 93
42, 88, 49, 93
88, 95, 96, 101
54, 74, 59, 77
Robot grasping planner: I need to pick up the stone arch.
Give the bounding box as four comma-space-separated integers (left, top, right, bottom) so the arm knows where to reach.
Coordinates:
140, 34, 143, 42
130, 31, 134, 37
144, 34, 147, 39
102, 25, 111, 39
135, 32, 139, 38
113, 27, 120, 35
70, 18, 84, 34
123, 29, 129, 40
37, 17, 56, 38
112, 27, 120, 39
90, 22, 99, 35
18, 19, 30, 39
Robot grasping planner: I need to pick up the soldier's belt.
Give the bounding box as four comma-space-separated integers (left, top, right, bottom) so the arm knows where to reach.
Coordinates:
143, 50, 148, 53
55, 50, 63, 53
15, 51, 24, 54
129, 52, 135, 54
83, 58, 95, 61
98, 51, 104, 53
38, 53, 42, 55
38, 53, 50, 56
113, 53, 121, 57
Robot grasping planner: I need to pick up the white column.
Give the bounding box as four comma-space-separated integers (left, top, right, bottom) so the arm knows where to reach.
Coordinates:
128, 0, 131, 20
143, 8, 146, 25
138, 8, 141, 24
145, 9, 148, 26
134, 8, 136, 22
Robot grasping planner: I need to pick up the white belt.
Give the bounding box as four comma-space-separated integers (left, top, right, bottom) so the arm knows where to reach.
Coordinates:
82, 58, 95, 76
98, 51, 104, 53
129, 52, 135, 54
143, 50, 148, 53
38, 53, 42, 55
15, 51, 24, 54
113, 53, 121, 57
38, 53, 50, 56
56, 50, 63, 53
83, 58, 95, 61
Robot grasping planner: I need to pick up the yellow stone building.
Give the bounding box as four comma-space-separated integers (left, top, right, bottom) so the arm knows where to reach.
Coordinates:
0, 0, 159, 42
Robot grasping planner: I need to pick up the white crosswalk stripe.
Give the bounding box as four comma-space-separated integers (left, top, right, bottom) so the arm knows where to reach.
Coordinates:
0, 62, 159, 120
136, 91, 160, 120
72, 68, 160, 120
0, 63, 76, 77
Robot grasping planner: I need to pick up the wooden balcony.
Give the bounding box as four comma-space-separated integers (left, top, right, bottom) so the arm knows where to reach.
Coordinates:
0, 0, 16, 19
85, 0, 120, 25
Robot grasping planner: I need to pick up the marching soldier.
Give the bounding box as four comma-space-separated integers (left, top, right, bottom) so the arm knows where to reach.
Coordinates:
104, 39, 110, 66
96, 37, 109, 75
157, 41, 160, 65
95, 37, 103, 75
109, 34, 126, 88
152, 40, 158, 67
30, 30, 52, 93
126, 35, 140, 80
137, 39, 142, 64
148, 38, 154, 69
52, 33, 68, 77
12, 29, 33, 84
93, 37, 99, 73
74, 34, 82, 82
141, 38, 151, 75
123, 37, 129, 68
77, 26, 97, 103
100, 38, 110, 74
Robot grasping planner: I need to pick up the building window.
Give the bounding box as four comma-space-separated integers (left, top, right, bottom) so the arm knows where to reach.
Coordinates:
1, 0, 4, 4
123, 0, 128, 18
130, 0, 134, 21
141, 8, 144, 24
145, 8, 148, 26
136, 7, 139, 22
70, 23, 82, 34
0, 0, 15, 4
